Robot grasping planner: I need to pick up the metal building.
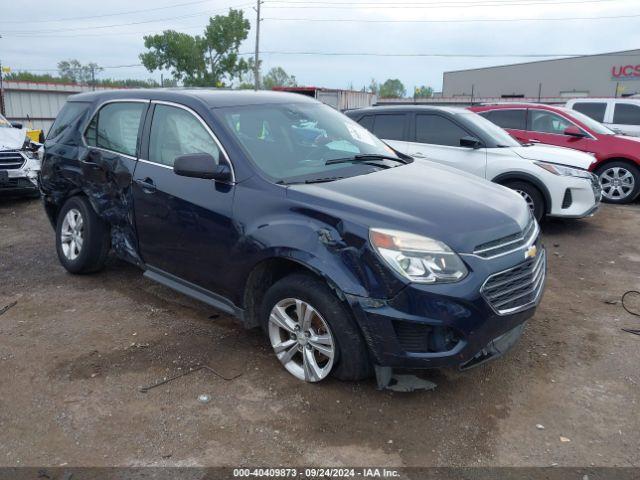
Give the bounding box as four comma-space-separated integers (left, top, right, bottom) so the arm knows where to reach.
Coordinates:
442, 49, 640, 100
0, 81, 116, 134
271, 86, 377, 110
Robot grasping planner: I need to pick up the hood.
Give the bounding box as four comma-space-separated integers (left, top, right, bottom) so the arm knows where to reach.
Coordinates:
511, 144, 594, 169
0, 127, 26, 151
286, 161, 530, 254
613, 134, 640, 144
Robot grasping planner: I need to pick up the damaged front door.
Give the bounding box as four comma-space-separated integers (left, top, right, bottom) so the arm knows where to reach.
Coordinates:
132, 102, 237, 299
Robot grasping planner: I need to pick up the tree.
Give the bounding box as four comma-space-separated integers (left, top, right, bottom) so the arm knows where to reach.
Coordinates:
140, 8, 250, 87
414, 85, 434, 99
367, 78, 379, 95
379, 79, 406, 98
236, 57, 261, 89
57, 59, 103, 85
262, 66, 297, 89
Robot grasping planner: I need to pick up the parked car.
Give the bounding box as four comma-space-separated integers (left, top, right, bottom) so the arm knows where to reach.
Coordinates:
566, 98, 640, 137
41, 90, 546, 384
470, 103, 640, 204
0, 112, 42, 197
345, 106, 600, 222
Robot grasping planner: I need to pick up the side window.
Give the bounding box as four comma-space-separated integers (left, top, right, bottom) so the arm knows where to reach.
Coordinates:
415, 114, 469, 147
47, 102, 90, 142
528, 110, 573, 135
149, 104, 220, 167
572, 102, 607, 122
613, 103, 640, 126
85, 102, 146, 156
372, 114, 405, 141
357, 115, 374, 132
480, 109, 526, 130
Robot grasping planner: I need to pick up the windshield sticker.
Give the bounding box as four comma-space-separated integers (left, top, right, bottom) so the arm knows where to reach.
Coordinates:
344, 122, 376, 146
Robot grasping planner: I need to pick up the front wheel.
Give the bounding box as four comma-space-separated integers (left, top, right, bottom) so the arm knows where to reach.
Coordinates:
596, 162, 640, 204
504, 181, 545, 222
261, 274, 372, 383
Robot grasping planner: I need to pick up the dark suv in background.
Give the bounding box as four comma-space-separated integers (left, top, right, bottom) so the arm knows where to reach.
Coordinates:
40, 90, 546, 385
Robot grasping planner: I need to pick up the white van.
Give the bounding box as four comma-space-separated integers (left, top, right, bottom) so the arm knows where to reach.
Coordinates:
566, 98, 640, 137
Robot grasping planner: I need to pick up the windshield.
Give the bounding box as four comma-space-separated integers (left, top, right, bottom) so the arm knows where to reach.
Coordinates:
456, 111, 521, 147
216, 102, 403, 183
559, 107, 615, 135
0, 113, 12, 128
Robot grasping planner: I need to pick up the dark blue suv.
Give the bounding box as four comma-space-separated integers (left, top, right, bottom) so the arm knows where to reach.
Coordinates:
40, 90, 546, 384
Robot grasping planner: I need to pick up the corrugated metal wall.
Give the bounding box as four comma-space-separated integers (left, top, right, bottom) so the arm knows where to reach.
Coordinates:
1, 81, 114, 133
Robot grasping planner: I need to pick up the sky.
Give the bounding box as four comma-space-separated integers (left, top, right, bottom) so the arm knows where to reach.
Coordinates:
1, 0, 639, 93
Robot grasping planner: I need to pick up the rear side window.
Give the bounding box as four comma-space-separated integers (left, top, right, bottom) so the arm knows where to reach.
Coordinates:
415, 114, 468, 147
47, 102, 90, 143
85, 102, 146, 157
613, 103, 640, 125
372, 114, 405, 141
149, 104, 220, 167
480, 109, 526, 130
572, 102, 607, 122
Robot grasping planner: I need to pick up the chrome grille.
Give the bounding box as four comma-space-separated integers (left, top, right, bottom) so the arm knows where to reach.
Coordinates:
481, 248, 546, 315
473, 217, 538, 259
0, 150, 25, 170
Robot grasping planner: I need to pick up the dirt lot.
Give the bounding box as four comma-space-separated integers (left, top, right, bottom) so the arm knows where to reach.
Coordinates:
0, 197, 639, 468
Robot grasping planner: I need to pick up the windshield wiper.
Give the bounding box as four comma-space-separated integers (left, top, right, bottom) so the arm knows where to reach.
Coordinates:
278, 176, 345, 185
325, 154, 408, 166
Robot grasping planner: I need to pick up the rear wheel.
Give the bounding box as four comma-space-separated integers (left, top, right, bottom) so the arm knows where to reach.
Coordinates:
504, 181, 545, 222
596, 161, 640, 204
261, 274, 372, 383
55, 196, 110, 274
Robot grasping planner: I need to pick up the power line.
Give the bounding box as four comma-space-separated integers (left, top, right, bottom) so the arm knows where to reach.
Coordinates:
0, 2, 253, 34
0, 0, 215, 24
264, 0, 623, 8
249, 51, 640, 57
263, 12, 640, 23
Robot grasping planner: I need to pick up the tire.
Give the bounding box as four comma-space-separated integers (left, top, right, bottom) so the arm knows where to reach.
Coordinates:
55, 196, 110, 274
595, 161, 640, 204
260, 273, 372, 383
504, 181, 545, 222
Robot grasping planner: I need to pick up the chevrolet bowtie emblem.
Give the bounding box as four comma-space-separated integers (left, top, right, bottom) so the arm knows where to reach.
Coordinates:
525, 245, 538, 260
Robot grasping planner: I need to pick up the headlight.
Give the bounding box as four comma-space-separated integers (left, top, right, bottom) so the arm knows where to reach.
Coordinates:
369, 228, 468, 284
535, 161, 592, 179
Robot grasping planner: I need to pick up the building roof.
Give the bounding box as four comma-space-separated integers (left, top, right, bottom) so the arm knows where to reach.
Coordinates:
443, 48, 640, 75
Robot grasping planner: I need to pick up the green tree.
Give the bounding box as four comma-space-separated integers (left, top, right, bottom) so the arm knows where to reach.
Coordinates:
262, 66, 297, 89
57, 59, 103, 84
414, 85, 434, 99
379, 78, 406, 98
140, 8, 250, 87
236, 57, 261, 89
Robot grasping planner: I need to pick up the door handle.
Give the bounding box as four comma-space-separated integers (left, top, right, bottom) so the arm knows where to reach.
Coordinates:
412, 152, 427, 158
135, 177, 157, 193
528, 139, 541, 144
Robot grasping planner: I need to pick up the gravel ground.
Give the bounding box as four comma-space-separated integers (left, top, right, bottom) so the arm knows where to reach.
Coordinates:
0, 198, 639, 468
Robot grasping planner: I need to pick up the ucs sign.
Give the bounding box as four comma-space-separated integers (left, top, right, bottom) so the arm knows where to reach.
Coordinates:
612, 64, 640, 80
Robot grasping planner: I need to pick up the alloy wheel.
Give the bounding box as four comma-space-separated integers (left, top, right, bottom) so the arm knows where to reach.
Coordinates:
268, 298, 335, 382
514, 189, 535, 213
60, 208, 84, 260
599, 167, 635, 201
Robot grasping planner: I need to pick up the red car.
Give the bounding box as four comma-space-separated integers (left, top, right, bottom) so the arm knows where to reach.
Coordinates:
469, 103, 640, 204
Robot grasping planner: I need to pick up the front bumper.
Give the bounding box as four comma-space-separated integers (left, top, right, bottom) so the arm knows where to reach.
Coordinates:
0, 151, 41, 196
346, 243, 546, 370
548, 174, 601, 219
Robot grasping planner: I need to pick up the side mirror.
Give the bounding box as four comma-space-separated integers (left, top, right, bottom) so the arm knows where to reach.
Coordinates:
564, 125, 586, 138
460, 136, 483, 149
10, 122, 23, 129
173, 153, 232, 182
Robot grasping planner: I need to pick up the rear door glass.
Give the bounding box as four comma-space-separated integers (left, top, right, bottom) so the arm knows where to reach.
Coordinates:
613, 103, 640, 125
572, 102, 607, 122
480, 109, 526, 130
85, 102, 146, 157
372, 114, 406, 141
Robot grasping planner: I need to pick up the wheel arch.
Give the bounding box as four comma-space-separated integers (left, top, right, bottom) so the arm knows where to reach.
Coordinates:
593, 157, 640, 172
492, 172, 552, 214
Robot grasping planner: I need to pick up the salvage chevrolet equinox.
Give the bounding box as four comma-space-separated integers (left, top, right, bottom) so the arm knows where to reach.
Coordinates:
41, 90, 546, 385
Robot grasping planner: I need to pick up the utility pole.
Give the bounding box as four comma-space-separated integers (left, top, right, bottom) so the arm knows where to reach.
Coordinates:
90, 65, 96, 91
253, 0, 262, 90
